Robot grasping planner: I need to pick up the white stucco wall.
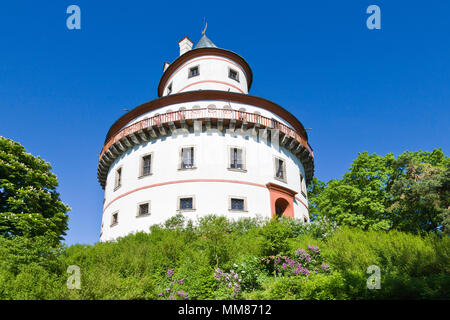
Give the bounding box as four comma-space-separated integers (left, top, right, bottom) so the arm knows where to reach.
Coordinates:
100, 127, 309, 242
162, 55, 249, 96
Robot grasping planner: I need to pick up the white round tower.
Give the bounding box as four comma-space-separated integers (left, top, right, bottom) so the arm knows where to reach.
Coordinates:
98, 34, 314, 242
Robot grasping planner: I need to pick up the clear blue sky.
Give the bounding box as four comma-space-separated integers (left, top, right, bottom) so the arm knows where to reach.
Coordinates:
1, 1, 449, 245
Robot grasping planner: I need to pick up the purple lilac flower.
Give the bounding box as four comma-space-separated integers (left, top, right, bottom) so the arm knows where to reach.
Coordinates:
282, 263, 287, 269
321, 263, 329, 272
178, 278, 184, 284
158, 293, 163, 297
167, 269, 174, 278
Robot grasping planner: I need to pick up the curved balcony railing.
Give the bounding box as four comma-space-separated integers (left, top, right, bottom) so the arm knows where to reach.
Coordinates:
99, 108, 314, 160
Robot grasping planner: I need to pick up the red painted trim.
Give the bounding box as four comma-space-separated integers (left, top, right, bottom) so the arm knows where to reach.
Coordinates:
176, 80, 244, 94
103, 90, 310, 145
295, 197, 309, 210
103, 179, 309, 213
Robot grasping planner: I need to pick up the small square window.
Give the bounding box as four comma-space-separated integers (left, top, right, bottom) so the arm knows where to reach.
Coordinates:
228, 68, 239, 82
229, 196, 247, 212
188, 66, 199, 78
178, 196, 195, 211
231, 198, 244, 211
137, 202, 150, 217
140, 154, 152, 177
180, 147, 195, 169
111, 212, 119, 226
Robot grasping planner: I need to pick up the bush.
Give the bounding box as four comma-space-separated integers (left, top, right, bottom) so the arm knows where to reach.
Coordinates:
0, 215, 448, 300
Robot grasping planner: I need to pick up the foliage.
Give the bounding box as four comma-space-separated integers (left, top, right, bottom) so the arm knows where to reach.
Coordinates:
157, 269, 188, 300
388, 153, 449, 234
0, 137, 70, 244
213, 268, 242, 299
308, 149, 449, 234
262, 245, 330, 277
0, 215, 448, 300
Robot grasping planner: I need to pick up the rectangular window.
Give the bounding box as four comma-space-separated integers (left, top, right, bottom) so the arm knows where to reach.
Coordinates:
140, 154, 152, 177
114, 167, 122, 190
300, 173, 307, 196
188, 66, 199, 78
178, 196, 195, 211
228, 68, 239, 82
274, 157, 286, 182
167, 82, 172, 95
229, 147, 245, 170
137, 202, 150, 217
111, 212, 118, 226
180, 147, 195, 169
229, 196, 247, 212
231, 198, 244, 211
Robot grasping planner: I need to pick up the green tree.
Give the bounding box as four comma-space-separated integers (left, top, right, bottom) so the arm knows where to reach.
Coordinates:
0, 137, 70, 244
309, 149, 449, 234
388, 151, 449, 234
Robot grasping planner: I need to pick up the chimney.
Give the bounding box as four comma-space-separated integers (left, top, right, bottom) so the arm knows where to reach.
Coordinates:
178, 36, 193, 56
163, 62, 170, 72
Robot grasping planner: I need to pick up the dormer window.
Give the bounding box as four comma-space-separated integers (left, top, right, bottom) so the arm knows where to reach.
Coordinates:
228, 68, 239, 82
188, 66, 199, 78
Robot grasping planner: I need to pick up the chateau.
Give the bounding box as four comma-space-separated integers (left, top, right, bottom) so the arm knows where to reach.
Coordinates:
97, 33, 314, 241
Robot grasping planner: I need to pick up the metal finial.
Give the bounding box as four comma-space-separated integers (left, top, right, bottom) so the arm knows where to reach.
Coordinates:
202, 20, 207, 35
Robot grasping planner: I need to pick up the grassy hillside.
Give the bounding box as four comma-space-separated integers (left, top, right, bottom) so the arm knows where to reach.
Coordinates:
0, 215, 448, 300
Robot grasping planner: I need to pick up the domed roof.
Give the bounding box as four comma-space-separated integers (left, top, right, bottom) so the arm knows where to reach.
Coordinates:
194, 34, 217, 49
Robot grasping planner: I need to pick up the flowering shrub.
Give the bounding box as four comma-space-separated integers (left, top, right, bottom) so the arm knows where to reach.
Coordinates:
228, 256, 263, 291
261, 245, 330, 277
214, 268, 242, 299
285, 216, 340, 240
157, 269, 188, 300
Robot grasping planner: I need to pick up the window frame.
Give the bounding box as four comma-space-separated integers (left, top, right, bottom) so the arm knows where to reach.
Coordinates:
228, 196, 248, 212
111, 211, 119, 227
114, 166, 123, 191
136, 201, 151, 217
227, 145, 247, 172
178, 146, 197, 170
300, 172, 307, 197
228, 67, 240, 82
139, 152, 153, 178
188, 65, 200, 78
273, 156, 287, 183
177, 195, 196, 212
